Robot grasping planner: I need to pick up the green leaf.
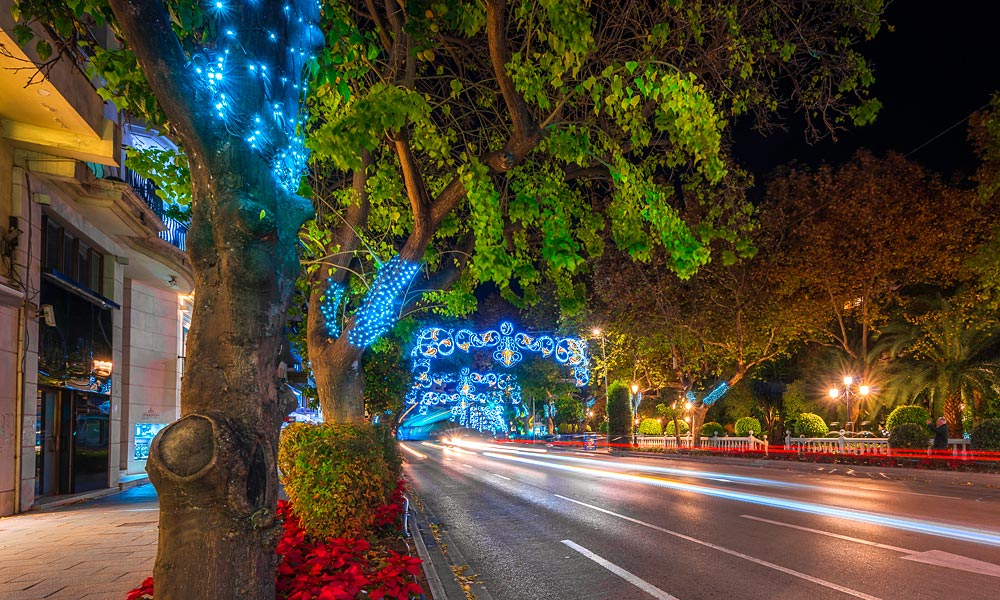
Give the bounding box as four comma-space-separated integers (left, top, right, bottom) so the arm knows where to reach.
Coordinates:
35, 40, 52, 61
259, 209, 267, 220
625, 61, 639, 74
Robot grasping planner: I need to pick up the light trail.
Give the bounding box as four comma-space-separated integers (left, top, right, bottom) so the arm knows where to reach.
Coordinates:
504, 450, 810, 489
399, 443, 427, 459
450, 438, 548, 453
482, 452, 1000, 548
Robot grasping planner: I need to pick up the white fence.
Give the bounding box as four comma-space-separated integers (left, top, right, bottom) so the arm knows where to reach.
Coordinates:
784, 432, 972, 456
636, 433, 768, 453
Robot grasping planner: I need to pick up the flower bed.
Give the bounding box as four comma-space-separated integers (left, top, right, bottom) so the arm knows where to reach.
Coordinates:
126, 482, 423, 600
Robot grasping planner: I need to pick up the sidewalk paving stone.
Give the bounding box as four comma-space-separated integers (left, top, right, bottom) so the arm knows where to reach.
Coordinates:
0, 484, 158, 600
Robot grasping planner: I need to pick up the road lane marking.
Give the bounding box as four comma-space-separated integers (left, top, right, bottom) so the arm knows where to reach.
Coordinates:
461, 463, 474, 469
561, 540, 680, 600
855, 487, 961, 500
555, 495, 882, 600
742, 515, 1000, 578
740, 515, 911, 553
493, 473, 512, 480
482, 451, 1000, 548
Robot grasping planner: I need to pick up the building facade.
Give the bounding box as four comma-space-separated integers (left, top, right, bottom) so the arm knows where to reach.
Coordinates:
1, 4, 192, 515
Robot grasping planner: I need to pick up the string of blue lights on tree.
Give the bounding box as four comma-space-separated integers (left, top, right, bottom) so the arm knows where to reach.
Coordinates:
196, 0, 322, 192
349, 256, 422, 347
319, 279, 345, 338
685, 382, 730, 406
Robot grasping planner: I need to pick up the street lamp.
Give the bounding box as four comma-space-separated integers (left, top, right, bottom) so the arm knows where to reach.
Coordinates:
631, 383, 640, 446
828, 375, 870, 433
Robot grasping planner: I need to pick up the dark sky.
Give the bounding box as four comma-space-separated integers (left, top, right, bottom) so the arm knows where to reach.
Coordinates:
735, 0, 1000, 180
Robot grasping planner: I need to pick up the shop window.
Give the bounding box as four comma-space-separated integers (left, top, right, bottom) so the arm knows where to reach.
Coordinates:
41, 215, 105, 295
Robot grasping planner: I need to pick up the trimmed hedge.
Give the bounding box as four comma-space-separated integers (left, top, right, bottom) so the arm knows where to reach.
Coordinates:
638, 418, 663, 435
794, 412, 829, 437
598, 420, 609, 434
278, 422, 397, 539
734, 416, 762, 437
971, 418, 1000, 450
886, 405, 931, 432
701, 421, 725, 437
607, 381, 632, 442
888, 422, 930, 449
664, 419, 690, 435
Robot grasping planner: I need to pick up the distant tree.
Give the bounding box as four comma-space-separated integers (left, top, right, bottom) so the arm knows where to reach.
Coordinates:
878, 305, 1000, 436
607, 381, 632, 447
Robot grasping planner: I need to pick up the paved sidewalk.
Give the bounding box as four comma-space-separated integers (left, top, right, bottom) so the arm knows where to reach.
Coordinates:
0, 484, 158, 600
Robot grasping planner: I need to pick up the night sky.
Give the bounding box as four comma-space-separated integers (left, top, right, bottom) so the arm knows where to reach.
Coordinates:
735, 0, 1000, 180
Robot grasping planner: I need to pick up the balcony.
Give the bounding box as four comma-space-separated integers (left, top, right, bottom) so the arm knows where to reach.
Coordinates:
86, 162, 188, 252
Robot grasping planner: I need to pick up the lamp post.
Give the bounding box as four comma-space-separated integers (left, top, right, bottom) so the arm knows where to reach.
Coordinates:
828, 375, 870, 433
631, 383, 640, 446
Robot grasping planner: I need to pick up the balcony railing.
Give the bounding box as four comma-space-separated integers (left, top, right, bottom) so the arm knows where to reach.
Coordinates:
86, 161, 189, 251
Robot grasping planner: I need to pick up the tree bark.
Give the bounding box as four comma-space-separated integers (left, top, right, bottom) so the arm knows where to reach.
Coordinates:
147, 147, 309, 599
690, 405, 710, 447
312, 330, 367, 423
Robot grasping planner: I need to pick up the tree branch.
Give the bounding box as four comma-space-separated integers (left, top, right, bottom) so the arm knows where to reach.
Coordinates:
107, 0, 212, 156
485, 0, 535, 141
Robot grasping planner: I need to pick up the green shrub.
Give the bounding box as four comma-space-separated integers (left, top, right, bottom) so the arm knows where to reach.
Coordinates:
794, 412, 829, 438
886, 405, 931, 432
664, 419, 690, 435
278, 422, 396, 539
734, 416, 762, 437
701, 422, 725, 437
557, 423, 573, 434
607, 381, 632, 441
598, 420, 609, 434
971, 418, 1000, 450
888, 422, 930, 449
638, 418, 662, 435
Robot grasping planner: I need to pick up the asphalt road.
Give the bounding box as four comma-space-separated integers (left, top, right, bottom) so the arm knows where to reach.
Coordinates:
402, 439, 1000, 600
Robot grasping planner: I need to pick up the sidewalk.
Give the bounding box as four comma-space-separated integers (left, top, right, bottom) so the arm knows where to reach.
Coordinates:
0, 484, 158, 600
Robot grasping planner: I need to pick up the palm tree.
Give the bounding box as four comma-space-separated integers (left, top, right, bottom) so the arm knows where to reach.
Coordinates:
877, 307, 1000, 437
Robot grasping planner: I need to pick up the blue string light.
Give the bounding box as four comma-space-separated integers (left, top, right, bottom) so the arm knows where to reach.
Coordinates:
348, 256, 422, 347
193, 0, 322, 192
685, 382, 730, 406
319, 279, 345, 338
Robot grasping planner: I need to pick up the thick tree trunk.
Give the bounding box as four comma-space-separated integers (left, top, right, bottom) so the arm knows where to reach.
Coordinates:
311, 330, 366, 423
690, 405, 710, 447
944, 395, 963, 438
147, 149, 309, 600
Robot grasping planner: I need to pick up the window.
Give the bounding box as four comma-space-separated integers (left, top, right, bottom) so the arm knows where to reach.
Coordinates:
41, 215, 105, 295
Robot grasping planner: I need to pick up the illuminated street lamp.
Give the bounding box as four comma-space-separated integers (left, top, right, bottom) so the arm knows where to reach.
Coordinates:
631, 383, 641, 446
828, 375, 871, 432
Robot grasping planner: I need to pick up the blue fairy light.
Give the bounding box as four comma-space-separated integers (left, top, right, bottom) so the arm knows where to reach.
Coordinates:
348, 256, 422, 347
319, 279, 345, 338
192, 0, 323, 193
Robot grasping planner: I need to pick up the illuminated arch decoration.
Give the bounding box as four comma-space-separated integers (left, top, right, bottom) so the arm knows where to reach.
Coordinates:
412, 322, 590, 386
401, 322, 589, 434
195, 0, 323, 192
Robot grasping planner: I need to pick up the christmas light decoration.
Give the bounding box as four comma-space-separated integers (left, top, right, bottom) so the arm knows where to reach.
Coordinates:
319, 279, 345, 338
194, 0, 322, 192
685, 382, 730, 406
349, 256, 422, 347
412, 322, 590, 386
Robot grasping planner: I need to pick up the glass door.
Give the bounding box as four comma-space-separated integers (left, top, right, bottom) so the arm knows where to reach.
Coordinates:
35, 388, 71, 498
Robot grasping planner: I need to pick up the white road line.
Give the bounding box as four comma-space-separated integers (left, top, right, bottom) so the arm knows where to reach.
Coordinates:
555, 495, 882, 600
493, 473, 512, 480
741, 515, 1000, 578
741, 515, 911, 553
461, 463, 474, 468
561, 540, 680, 600
855, 487, 961, 500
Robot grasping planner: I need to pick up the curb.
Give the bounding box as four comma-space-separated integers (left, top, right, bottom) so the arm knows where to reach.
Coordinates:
613, 450, 1000, 488
406, 488, 494, 600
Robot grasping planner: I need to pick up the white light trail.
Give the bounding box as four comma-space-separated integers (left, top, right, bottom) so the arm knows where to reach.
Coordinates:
482, 452, 1000, 548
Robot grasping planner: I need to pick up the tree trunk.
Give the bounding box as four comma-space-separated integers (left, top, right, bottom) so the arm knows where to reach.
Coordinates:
148, 149, 310, 599
944, 395, 963, 438
690, 405, 710, 447
311, 330, 366, 423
